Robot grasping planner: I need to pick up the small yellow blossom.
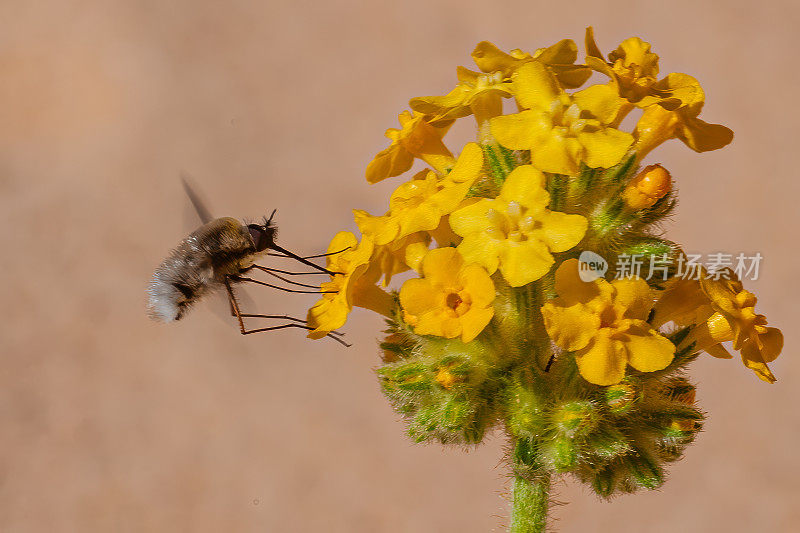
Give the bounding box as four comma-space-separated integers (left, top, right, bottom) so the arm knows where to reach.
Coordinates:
653, 270, 783, 383
622, 164, 672, 209
542, 259, 676, 386
357, 143, 484, 246
449, 165, 588, 287
471, 39, 592, 89
410, 68, 512, 125
306, 232, 391, 339
585, 27, 704, 113
490, 62, 633, 175
366, 111, 455, 183
400, 247, 495, 343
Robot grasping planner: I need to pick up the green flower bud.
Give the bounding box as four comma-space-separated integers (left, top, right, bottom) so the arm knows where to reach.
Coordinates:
553, 400, 597, 437
604, 377, 642, 414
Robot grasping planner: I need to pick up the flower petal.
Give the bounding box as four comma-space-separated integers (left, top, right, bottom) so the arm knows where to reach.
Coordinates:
554, 258, 612, 306
459, 306, 494, 343
742, 327, 783, 364
512, 61, 562, 110
535, 211, 587, 253
365, 145, 414, 184
420, 247, 463, 285
450, 199, 494, 236
611, 277, 653, 320
448, 142, 484, 183
535, 38, 578, 65
542, 302, 600, 351
498, 239, 554, 287
652, 277, 713, 328
399, 278, 437, 316
574, 84, 624, 125
472, 41, 517, 74
409, 86, 472, 118
676, 116, 734, 153
584, 26, 604, 60
306, 296, 348, 339
457, 233, 501, 274
457, 264, 496, 307
623, 323, 676, 373
498, 165, 549, 210
531, 134, 583, 175
741, 355, 777, 384
577, 128, 634, 169
490, 110, 540, 150
574, 332, 628, 385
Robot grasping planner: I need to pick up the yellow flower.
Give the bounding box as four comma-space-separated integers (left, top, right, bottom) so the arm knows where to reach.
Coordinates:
633, 103, 734, 161
622, 164, 672, 209
471, 39, 592, 89
585, 27, 705, 112
490, 62, 633, 175
542, 259, 676, 386
653, 270, 783, 383
366, 111, 456, 184
409, 68, 512, 125
306, 232, 392, 339
400, 247, 495, 343
409, 39, 593, 126
449, 165, 588, 287
357, 143, 484, 246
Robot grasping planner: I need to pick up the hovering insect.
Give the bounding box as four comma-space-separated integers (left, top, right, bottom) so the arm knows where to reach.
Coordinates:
147, 179, 348, 345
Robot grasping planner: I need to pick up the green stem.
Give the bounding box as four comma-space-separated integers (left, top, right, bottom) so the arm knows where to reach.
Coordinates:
510, 472, 550, 533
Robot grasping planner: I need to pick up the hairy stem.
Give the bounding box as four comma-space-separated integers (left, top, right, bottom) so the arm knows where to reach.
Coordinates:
510, 472, 550, 533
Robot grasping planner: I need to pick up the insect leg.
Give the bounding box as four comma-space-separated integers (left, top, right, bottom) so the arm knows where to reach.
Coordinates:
249, 264, 330, 276
224, 278, 349, 345
225, 277, 248, 334
238, 314, 346, 338
268, 244, 340, 275
240, 323, 350, 346
231, 275, 335, 294
245, 267, 324, 289
266, 246, 350, 260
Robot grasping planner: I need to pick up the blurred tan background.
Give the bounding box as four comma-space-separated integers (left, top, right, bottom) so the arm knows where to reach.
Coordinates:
1, 0, 797, 531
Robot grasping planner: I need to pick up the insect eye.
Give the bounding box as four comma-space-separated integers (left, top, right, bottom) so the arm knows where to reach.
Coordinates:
247, 224, 268, 252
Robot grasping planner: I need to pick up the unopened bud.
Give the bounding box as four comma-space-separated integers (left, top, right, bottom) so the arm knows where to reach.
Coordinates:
623, 164, 672, 209
604, 377, 642, 414
554, 400, 597, 437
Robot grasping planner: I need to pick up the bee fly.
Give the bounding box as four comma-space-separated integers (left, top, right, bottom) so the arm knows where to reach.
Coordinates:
147, 179, 348, 346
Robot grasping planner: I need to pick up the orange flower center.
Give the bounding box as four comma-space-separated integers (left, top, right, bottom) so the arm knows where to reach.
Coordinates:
445, 291, 471, 317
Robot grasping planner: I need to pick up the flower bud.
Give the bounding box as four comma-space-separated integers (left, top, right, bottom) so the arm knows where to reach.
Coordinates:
622, 164, 672, 209
553, 400, 597, 437
604, 377, 642, 414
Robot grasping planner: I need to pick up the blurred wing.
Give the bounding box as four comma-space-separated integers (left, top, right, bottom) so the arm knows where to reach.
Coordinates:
181, 173, 214, 225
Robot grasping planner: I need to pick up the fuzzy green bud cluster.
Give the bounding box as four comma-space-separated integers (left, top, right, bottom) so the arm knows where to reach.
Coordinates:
378, 146, 705, 501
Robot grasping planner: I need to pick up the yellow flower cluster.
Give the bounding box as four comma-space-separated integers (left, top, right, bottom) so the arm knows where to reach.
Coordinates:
307, 28, 779, 387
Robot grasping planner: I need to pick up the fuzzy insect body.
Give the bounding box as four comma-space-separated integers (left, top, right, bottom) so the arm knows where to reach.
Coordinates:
147, 217, 273, 322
